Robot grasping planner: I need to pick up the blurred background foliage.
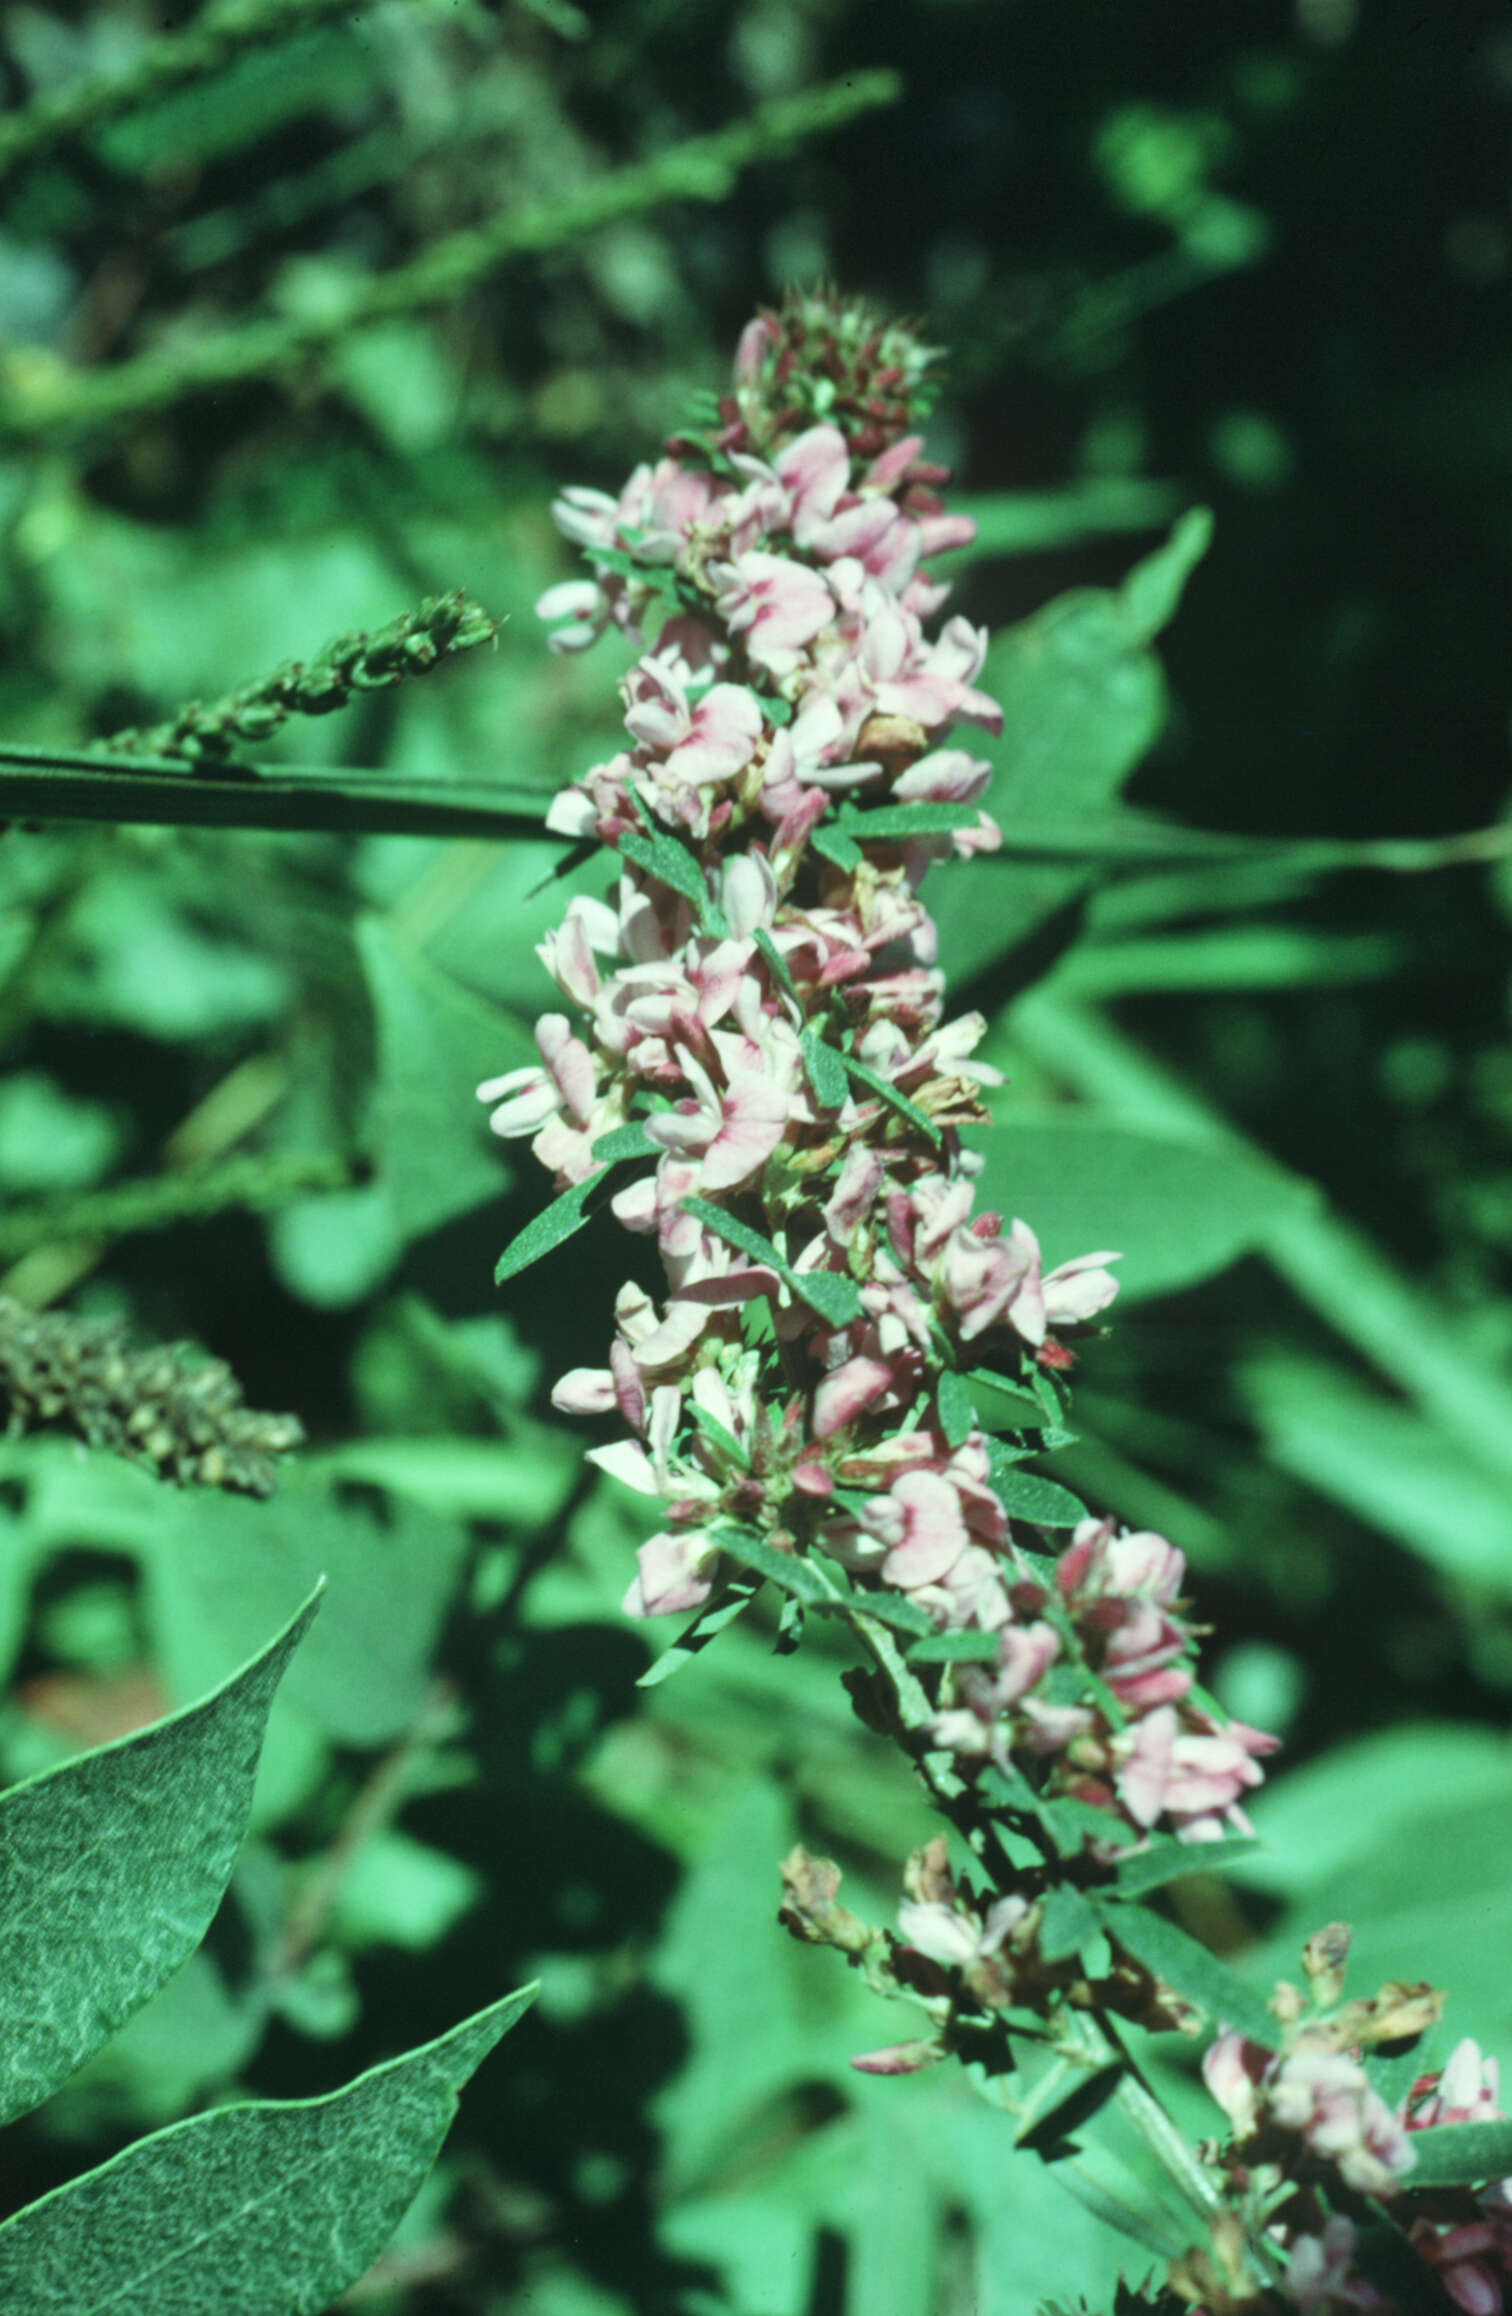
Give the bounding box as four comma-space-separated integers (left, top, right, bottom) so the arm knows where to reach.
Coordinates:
0, 1, 1510, 2310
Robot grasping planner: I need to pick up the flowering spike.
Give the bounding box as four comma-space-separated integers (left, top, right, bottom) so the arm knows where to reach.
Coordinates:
495, 300, 1268, 1870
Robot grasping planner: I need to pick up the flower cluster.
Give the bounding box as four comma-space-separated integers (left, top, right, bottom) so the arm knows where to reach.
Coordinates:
483, 290, 1273, 1862
1197, 1929, 1512, 2314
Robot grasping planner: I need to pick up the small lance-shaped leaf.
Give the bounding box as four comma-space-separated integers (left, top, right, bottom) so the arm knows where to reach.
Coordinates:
0, 1588, 321, 2129
936, 1368, 976, 1449
1399, 2118, 1512, 2192
906, 1629, 1002, 1665
1112, 1836, 1261, 1901
987, 1463, 1090, 1528
839, 1050, 942, 1148
494, 1172, 602, 1285
713, 1525, 834, 1606
494, 1122, 658, 1282
618, 828, 730, 935
1092, 1898, 1277, 2046
680, 1194, 863, 1326
0, 1986, 537, 2314
801, 1027, 849, 1109
637, 1576, 762, 1688
831, 801, 982, 843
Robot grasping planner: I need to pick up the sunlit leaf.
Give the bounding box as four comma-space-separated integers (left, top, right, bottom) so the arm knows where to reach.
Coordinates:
0, 1590, 319, 2128
0, 1987, 536, 2313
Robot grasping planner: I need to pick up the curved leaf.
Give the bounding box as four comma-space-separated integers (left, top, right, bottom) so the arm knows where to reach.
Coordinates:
0, 1589, 320, 2128
0, 1987, 536, 2313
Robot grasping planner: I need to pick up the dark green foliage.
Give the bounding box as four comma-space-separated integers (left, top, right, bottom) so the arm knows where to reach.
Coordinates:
0, 4, 1508, 2311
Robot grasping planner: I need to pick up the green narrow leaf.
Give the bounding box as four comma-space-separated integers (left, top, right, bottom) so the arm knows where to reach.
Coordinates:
936, 1368, 976, 1449
964, 1370, 1046, 1430
678, 1193, 784, 1271
843, 1591, 936, 1638
685, 1402, 749, 1468
0, 1588, 321, 2129
714, 1526, 833, 1606
987, 1463, 1089, 1528
1093, 1899, 1276, 2045
801, 1027, 849, 1109
839, 1051, 943, 1147
589, 1122, 660, 1162
793, 1269, 864, 1326
618, 828, 728, 933
810, 824, 862, 871
1397, 2119, 1512, 2192
1117, 505, 1214, 644
494, 1169, 603, 1286
678, 1195, 863, 1326
1113, 1837, 1261, 1900
831, 802, 981, 842
0, 1987, 537, 2313
637, 1577, 762, 1686
751, 925, 799, 1006
906, 1629, 1001, 1664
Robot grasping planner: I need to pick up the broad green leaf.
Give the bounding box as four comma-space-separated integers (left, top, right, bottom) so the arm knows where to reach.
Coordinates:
1241, 1354, 1512, 1590
0, 1589, 320, 2128
795, 1268, 865, 1326
141, 1479, 467, 1748
752, 925, 800, 1004
495, 1168, 604, 1285
936, 513, 1212, 989
965, 1115, 1312, 1301
1400, 2119, 1512, 2191
358, 916, 526, 1244
1094, 1900, 1275, 2044
947, 479, 1183, 563
963, 1369, 1047, 1431
678, 1193, 784, 1271
0, 1987, 536, 2313
811, 824, 862, 871
847, 1591, 936, 1638
685, 1402, 749, 1467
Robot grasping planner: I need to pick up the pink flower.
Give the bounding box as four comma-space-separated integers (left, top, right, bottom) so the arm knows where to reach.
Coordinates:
1269, 2044, 1415, 2197
711, 551, 835, 679
623, 1528, 721, 1618
644, 1049, 793, 1193
862, 1468, 971, 1590
1042, 1249, 1122, 1327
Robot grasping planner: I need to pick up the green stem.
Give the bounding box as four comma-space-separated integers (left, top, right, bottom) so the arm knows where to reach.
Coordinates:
0, 71, 903, 447
0, 745, 554, 840
0, 0, 380, 187
0, 1149, 352, 1263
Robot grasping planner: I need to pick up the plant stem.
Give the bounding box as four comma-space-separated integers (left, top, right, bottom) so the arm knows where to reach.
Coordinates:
0, 0, 382, 188
0, 71, 903, 447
